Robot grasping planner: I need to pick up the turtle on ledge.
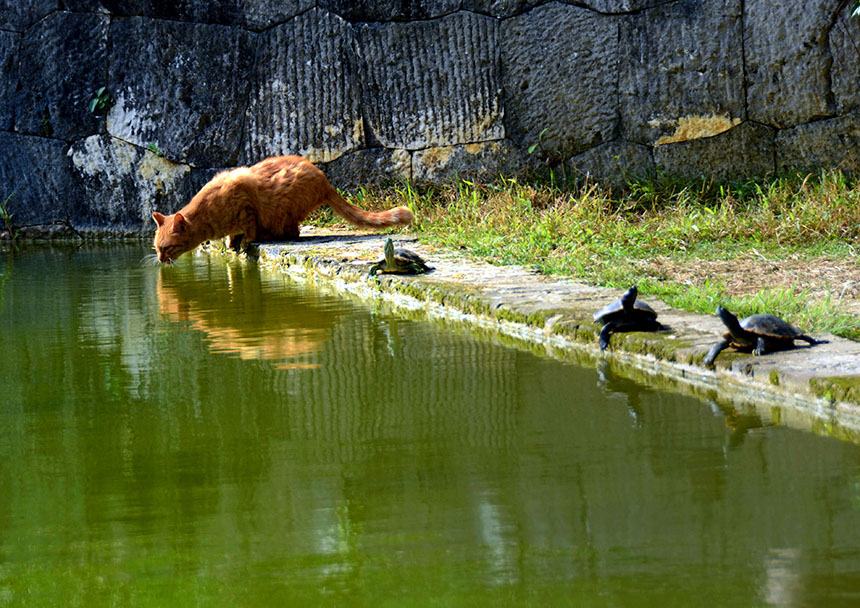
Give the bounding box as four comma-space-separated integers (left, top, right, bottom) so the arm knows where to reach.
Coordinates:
593, 285, 663, 351
703, 305, 827, 366
369, 238, 432, 276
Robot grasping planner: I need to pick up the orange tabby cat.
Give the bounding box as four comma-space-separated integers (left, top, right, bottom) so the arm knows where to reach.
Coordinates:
152, 155, 413, 264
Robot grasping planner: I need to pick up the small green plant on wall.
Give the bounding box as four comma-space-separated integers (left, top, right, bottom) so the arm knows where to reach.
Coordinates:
1, 193, 18, 240
527, 127, 567, 184
88, 87, 113, 114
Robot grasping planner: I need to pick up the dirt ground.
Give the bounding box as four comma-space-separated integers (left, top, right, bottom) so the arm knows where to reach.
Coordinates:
635, 252, 860, 316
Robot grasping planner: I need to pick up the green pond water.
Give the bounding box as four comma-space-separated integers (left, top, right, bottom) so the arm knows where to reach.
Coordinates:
3, 245, 860, 607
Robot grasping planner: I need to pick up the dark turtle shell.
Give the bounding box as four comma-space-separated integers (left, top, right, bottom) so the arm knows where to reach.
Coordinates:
391, 248, 428, 269
594, 287, 657, 324
737, 313, 804, 339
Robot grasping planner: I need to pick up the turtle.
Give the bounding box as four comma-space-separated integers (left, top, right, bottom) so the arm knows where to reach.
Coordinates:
369, 238, 431, 276
593, 285, 662, 351
703, 305, 827, 366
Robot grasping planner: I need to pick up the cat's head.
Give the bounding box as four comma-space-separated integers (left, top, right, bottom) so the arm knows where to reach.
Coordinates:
152, 211, 193, 264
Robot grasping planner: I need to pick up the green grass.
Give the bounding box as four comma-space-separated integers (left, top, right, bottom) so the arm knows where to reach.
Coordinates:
1, 192, 15, 238
331, 170, 860, 339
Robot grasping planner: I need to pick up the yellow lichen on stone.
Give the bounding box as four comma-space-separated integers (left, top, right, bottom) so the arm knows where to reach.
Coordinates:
418, 146, 453, 170
391, 149, 412, 180
139, 150, 190, 194
655, 114, 742, 145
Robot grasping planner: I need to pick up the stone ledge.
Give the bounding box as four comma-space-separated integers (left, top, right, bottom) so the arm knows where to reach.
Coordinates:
245, 227, 860, 440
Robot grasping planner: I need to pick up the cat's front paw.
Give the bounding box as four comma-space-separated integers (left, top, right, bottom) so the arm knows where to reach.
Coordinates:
226, 234, 244, 251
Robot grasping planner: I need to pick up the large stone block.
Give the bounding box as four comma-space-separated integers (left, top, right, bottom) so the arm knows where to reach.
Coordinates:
0, 30, 19, 131
460, 0, 541, 18
68, 135, 193, 232
0, 132, 77, 226
775, 112, 860, 174
502, 2, 618, 157
355, 11, 504, 150
65, 0, 313, 30
0, 0, 56, 32
319, 0, 460, 22
654, 121, 775, 181
322, 148, 412, 188
412, 141, 537, 183
568, 0, 677, 12
619, 0, 744, 145
829, 3, 860, 115
567, 140, 655, 187
744, 0, 834, 127
106, 17, 256, 167
14, 11, 108, 140
242, 8, 363, 166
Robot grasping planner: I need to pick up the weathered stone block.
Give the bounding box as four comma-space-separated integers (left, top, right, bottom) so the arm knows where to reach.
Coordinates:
355, 11, 503, 150
460, 0, 541, 18
106, 17, 256, 167
14, 11, 108, 140
829, 4, 860, 115
619, 0, 744, 145
775, 112, 860, 174
654, 121, 775, 181
567, 140, 655, 186
319, 0, 459, 22
0, 132, 77, 226
413, 141, 537, 183
744, 0, 834, 127
0, 0, 56, 32
67, 0, 313, 31
322, 148, 412, 188
463, 0, 669, 17
502, 2, 618, 157
0, 30, 19, 131
570, 0, 676, 12
242, 8, 362, 166
68, 135, 193, 232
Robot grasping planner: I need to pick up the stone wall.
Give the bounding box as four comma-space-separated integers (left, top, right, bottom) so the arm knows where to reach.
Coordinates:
1, 1, 859, 235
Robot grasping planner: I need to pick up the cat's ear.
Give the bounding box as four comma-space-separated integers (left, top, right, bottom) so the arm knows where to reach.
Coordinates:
172, 213, 188, 233
152, 211, 166, 227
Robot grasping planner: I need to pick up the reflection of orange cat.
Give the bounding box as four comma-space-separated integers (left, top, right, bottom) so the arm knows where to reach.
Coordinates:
152, 155, 413, 264
157, 258, 336, 370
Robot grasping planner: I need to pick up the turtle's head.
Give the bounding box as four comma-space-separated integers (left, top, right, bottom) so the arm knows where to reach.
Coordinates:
383, 238, 395, 263
621, 285, 638, 312
716, 305, 742, 332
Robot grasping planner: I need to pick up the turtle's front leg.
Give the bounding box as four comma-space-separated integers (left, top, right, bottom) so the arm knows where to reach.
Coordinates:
703, 339, 731, 366
598, 322, 618, 351
753, 336, 767, 356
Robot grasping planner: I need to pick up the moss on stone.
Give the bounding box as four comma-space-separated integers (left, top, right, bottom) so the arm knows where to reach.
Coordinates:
769, 369, 780, 386
810, 376, 860, 405
609, 331, 695, 362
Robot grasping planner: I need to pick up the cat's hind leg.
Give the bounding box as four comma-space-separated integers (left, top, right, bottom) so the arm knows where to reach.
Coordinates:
269, 222, 300, 241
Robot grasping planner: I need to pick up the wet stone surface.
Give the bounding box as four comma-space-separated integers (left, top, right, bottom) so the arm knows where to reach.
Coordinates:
248, 228, 860, 426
